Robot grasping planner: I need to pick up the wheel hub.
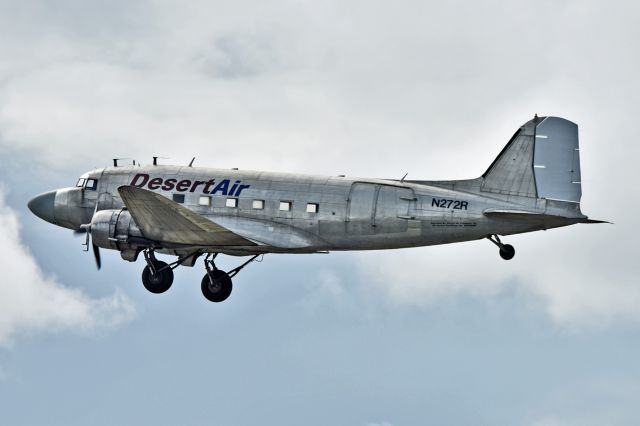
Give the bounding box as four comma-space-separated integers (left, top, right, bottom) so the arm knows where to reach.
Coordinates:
149, 272, 163, 284
207, 278, 222, 293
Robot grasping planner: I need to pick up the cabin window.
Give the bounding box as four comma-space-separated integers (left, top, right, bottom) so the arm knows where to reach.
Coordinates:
85, 178, 98, 190
306, 203, 319, 213
199, 196, 211, 206
76, 178, 86, 187
279, 201, 292, 211
173, 194, 185, 204
252, 200, 265, 210
226, 198, 238, 208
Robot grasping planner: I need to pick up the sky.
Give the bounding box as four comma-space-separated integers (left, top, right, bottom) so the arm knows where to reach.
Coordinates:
0, 0, 639, 424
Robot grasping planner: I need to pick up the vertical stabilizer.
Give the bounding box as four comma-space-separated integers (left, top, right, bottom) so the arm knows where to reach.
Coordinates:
481, 116, 582, 204
481, 118, 537, 198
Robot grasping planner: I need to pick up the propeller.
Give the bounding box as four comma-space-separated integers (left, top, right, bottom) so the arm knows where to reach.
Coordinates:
79, 223, 101, 270
92, 241, 102, 270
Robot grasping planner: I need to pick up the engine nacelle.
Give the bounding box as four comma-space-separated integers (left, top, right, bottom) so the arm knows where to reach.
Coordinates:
90, 209, 147, 256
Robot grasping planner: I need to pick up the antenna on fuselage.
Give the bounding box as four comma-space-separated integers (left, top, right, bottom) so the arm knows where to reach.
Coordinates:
188, 157, 195, 167
113, 158, 131, 167
400, 172, 408, 183
152, 156, 169, 166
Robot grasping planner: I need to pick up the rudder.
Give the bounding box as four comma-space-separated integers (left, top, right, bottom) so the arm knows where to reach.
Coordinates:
533, 117, 581, 203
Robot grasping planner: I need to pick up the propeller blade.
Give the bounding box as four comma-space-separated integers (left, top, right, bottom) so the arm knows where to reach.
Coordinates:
82, 205, 101, 270
92, 244, 101, 270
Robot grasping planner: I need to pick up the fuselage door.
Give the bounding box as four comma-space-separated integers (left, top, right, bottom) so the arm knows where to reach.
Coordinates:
346, 183, 377, 234
374, 185, 416, 233
375, 186, 416, 220
346, 183, 416, 235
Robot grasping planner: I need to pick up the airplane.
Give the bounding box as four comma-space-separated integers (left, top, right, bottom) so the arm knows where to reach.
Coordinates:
28, 115, 605, 302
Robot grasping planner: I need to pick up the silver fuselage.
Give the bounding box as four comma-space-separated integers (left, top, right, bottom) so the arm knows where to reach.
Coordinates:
43, 164, 582, 256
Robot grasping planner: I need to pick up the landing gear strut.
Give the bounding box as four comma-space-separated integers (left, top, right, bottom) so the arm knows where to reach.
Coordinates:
137, 249, 260, 301
487, 235, 515, 260
142, 250, 174, 293
201, 254, 261, 302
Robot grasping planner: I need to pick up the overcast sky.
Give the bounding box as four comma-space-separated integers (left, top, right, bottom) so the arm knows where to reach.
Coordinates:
1, 0, 639, 425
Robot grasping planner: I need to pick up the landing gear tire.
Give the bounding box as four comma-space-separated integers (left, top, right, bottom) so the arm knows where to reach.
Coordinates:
499, 244, 515, 260
201, 270, 233, 303
142, 261, 174, 294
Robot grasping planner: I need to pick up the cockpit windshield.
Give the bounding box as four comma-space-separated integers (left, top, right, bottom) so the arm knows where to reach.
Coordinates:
85, 178, 98, 190
76, 177, 98, 190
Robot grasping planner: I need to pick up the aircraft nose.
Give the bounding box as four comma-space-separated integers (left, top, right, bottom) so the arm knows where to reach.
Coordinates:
28, 190, 57, 224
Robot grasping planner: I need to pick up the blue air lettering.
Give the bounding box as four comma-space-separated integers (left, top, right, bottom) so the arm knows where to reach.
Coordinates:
130, 173, 250, 196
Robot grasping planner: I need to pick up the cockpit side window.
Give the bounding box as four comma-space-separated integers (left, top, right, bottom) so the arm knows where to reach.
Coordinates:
76, 178, 86, 187
85, 179, 98, 190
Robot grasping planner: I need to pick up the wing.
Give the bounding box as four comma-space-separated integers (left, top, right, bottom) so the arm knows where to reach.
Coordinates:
118, 186, 257, 247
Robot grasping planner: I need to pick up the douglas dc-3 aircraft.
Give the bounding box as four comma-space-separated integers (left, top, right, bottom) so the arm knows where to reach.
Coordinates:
28, 116, 604, 302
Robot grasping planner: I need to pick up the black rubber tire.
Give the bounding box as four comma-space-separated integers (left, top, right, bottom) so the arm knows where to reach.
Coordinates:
201, 270, 233, 303
499, 244, 515, 260
142, 261, 174, 294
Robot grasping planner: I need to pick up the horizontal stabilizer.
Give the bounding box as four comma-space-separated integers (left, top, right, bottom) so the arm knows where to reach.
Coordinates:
484, 208, 609, 225
578, 218, 612, 224
484, 208, 542, 216
483, 208, 559, 221
118, 186, 257, 247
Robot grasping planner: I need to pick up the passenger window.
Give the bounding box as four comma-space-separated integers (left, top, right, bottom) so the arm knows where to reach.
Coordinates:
85, 179, 98, 190
279, 201, 292, 211
226, 198, 238, 208
252, 200, 265, 210
173, 194, 185, 204
306, 203, 319, 213
76, 178, 86, 187
199, 196, 211, 206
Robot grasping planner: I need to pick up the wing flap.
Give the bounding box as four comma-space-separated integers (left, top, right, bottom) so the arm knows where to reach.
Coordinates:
118, 186, 256, 247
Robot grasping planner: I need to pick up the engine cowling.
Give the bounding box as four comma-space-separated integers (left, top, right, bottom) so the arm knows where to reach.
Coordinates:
90, 209, 146, 253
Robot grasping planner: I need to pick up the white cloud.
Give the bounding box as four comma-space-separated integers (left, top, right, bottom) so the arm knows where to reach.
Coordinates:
0, 189, 135, 346
1, 0, 612, 176
357, 224, 640, 329
297, 269, 353, 315
0, 0, 637, 331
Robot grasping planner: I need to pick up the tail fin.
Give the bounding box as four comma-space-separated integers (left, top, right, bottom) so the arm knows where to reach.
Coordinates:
481, 116, 582, 203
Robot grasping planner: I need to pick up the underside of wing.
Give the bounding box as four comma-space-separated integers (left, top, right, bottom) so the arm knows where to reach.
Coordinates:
118, 186, 257, 247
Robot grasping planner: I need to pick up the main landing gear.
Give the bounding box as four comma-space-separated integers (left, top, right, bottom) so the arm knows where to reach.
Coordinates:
201, 253, 260, 302
142, 250, 174, 293
487, 235, 515, 260
139, 249, 261, 303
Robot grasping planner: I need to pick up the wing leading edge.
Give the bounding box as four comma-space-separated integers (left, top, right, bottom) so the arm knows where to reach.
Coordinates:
118, 186, 257, 247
